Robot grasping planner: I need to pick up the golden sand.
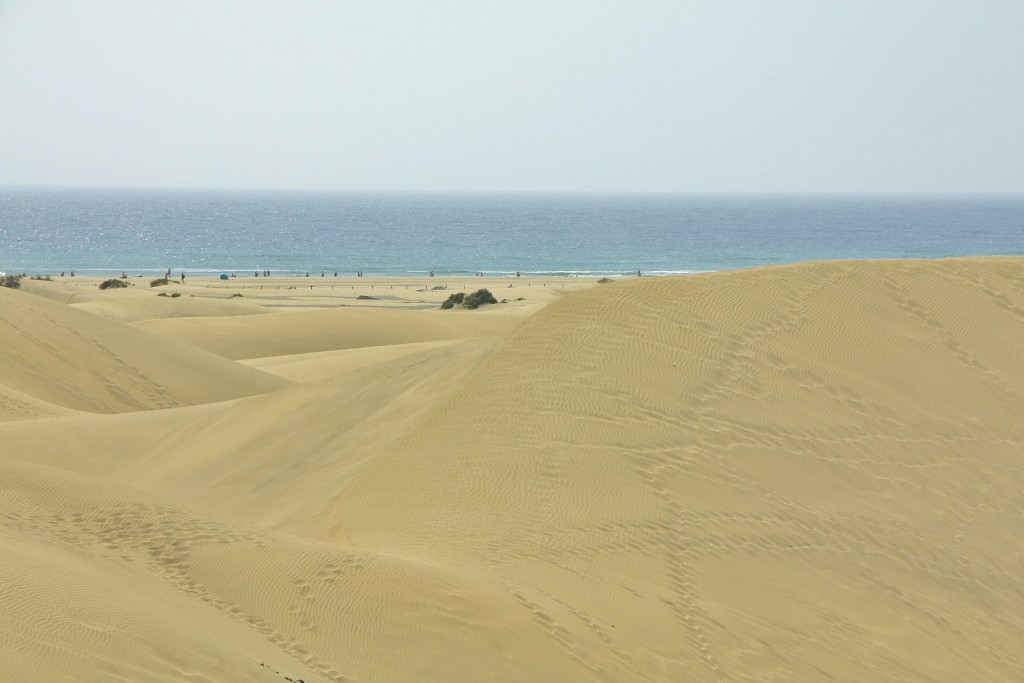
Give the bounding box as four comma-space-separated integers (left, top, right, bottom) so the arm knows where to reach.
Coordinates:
2, 260, 1024, 681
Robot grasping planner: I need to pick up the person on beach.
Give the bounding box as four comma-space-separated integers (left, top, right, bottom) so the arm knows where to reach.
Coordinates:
180, 272, 185, 283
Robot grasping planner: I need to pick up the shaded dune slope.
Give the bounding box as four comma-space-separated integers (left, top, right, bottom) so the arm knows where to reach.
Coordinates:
0, 287, 290, 413
3, 258, 1024, 681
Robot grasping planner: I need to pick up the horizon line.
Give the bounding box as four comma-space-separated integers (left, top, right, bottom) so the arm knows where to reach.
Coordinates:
3, 183, 1024, 199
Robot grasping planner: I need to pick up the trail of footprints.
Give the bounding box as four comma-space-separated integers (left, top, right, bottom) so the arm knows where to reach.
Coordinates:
2, 480, 353, 683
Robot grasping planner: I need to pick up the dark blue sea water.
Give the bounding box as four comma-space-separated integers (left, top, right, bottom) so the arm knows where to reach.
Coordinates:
2, 188, 1023, 277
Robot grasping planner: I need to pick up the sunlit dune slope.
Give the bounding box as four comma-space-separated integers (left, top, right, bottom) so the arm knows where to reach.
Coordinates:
0, 455, 592, 683
0, 287, 289, 413
324, 257, 1024, 681
132, 306, 524, 359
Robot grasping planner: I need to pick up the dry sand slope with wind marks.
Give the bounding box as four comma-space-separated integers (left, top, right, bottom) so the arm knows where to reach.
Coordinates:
3, 259, 1024, 681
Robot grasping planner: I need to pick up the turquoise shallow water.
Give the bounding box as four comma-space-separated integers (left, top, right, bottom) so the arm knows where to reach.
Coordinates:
2, 188, 1023, 276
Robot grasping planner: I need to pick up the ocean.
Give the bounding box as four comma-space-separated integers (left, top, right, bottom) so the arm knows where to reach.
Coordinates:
2, 188, 1023, 277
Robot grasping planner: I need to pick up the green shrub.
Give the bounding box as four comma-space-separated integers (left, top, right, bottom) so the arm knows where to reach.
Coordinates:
99, 278, 129, 290
1, 274, 22, 289
440, 292, 465, 309
440, 289, 498, 310
150, 278, 170, 287
463, 288, 497, 309
30, 274, 53, 281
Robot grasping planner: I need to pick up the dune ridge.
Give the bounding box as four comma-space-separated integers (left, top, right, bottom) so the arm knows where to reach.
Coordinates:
3, 258, 1024, 681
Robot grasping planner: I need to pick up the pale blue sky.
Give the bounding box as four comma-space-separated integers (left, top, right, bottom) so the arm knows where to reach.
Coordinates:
0, 1, 1021, 193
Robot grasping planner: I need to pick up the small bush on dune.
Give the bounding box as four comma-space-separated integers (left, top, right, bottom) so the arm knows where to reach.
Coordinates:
1, 274, 22, 289
440, 292, 465, 309
99, 278, 129, 290
150, 278, 170, 287
463, 288, 497, 309
440, 289, 497, 310
30, 274, 53, 281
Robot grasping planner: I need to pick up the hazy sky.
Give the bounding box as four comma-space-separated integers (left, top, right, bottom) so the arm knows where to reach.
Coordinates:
1, 1, 1022, 193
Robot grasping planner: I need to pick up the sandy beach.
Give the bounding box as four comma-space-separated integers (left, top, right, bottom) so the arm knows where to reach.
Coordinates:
3, 257, 1024, 681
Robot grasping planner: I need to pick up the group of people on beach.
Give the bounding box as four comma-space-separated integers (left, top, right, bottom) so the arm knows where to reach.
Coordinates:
44, 268, 639, 281
44, 268, 642, 281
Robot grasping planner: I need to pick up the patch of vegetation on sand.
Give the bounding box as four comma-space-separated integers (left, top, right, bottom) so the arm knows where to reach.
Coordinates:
150, 278, 171, 287
1, 274, 22, 289
440, 292, 464, 309
441, 289, 497, 310
99, 279, 130, 290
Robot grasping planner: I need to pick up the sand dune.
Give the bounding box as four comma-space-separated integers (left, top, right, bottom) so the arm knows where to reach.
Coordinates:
324, 258, 1024, 680
132, 306, 525, 359
1, 337, 503, 534
0, 286, 290, 414
4, 259, 1024, 681
0, 456, 575, 683
0, 380, 78, 422
239, 338, 469, 383
18, 276, 270, 320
